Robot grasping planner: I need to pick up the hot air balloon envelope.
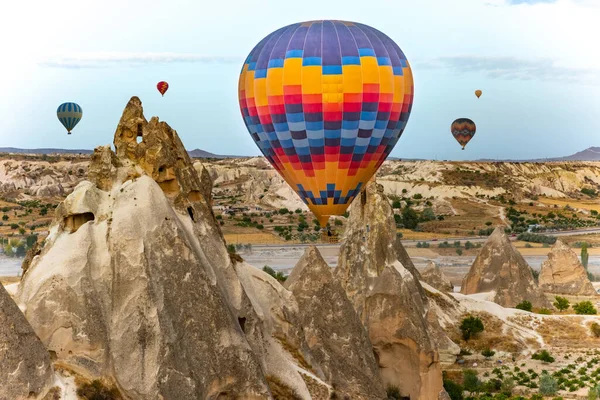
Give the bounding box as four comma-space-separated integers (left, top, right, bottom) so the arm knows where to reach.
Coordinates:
475, 90, 482, 98
238, 20, 414, 226
57, 102, 83, 134
451, 118, 476, 150
157, 81, 169, 96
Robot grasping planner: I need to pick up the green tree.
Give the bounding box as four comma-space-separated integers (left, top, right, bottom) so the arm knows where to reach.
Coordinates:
401, 207, 419, 230
500, 377, 515, 395
516, 300, 533, 312
456, 248, 463, 256
1, 214, 8, 221
589, 385, 600, 400
422, 208, 436, 221
460, 316, 484, 341
553, 296, 570, 311
463, 369, 481, 395
392, 200, 401, 209
574, 301, 597, 315
3, 244, 14, 257
443, 379, 463, 400
539, 373, 558, 395
591, 323, 600, 338
582, 243, 589, 270
15, 244, 26, 257
532, 350, 555, 363
262, 266, 287, 283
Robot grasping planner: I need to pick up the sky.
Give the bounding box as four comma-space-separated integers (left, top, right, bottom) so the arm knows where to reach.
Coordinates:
0, 0, 599, 161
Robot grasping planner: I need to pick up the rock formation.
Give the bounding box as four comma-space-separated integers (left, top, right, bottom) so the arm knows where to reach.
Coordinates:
421, 261, 454, 293
335, 181, 454, 399
285, 246, 386, 399
538, 240, 597, 296
1, 283, 54, 399
461, 227, 551, 309
17, 97, 272, 399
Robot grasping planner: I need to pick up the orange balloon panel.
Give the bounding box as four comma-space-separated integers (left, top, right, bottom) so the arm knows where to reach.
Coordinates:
238, 21, 414, 225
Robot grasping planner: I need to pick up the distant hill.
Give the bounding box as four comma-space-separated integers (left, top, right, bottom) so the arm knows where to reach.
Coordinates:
0, 147, 93, 155
0, 147, 238, 159
549, 146, 600, 161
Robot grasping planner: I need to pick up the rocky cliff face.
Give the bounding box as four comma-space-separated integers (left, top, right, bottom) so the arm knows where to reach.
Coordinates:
335, 181, 454, 399
539, 240, 597, 296
421, 261, 454, 293
461, 227, 551, 309
285, 246, 386, 399
1, 283, 54, 399
15, 97, 446, 400
17, 97, 272, 399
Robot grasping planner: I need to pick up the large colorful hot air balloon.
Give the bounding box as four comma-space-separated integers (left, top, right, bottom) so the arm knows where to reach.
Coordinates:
451, 118, 476, 150
157, 81, 169, 96
238, 20, 414, 226
57, 102, 83, 134
475, 90, 482, 99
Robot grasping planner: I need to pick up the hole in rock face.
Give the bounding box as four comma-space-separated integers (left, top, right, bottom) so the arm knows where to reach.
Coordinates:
137, 123, 143, 137
158, 166, 165, 173
187, 206, 195, 221
361, 189, 367, 206
238, 317, 246, 333
63, 212, 95, 233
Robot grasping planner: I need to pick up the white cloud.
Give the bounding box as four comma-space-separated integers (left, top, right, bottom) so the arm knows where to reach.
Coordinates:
416, 55, 600, 84
38, 52, 242, 69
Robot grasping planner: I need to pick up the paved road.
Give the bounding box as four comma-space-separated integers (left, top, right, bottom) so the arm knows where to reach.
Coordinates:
247, 227, 600, 250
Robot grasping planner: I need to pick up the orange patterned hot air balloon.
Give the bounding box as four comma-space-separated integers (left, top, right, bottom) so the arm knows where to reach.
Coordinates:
157, 81, 169, 97
475, 90, 482, 99
238, 20, 414, 226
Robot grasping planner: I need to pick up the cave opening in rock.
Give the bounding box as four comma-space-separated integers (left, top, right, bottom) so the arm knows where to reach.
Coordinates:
187, 206, 195, 222
361, 189, 367, 206
63, 212, 95, 233
238, 317, 246, 333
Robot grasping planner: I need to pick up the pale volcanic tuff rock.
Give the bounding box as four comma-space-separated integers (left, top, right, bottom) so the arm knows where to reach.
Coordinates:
17, 97, 272, 399
461, 227, 552, 309
421, 261, 454, 293
285, 246, 387, 400
335, 181, 454, 400
0, 283, 54, 400
538, 240, 597, 296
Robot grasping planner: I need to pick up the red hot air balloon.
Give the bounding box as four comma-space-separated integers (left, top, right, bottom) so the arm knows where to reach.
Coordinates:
157, 81, 169, 96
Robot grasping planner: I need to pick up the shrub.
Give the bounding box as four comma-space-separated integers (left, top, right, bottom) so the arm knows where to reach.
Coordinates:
263, 266, 287, 283
501, 377, 515, 395
463, 369, 481, 394
392, 200, 401, 209
278, 208, 289, 215
465, 241, 474, 250
517, 232, 556, 244
592, 323, 600, 338
589, 385, 600, 400
574, 301, 597, 315
539, 373, 558, 395
227, 244, 236, 254
386, 385, 401, 400
413, 193, 423, 199
532, 350, 555, 363
456, 248, 463, 256
76, 380, 121, 400
537, 308, 552, 315
482, 348, 496, 359
516, 300, 533, 312
443, 379, 464, 400
554, 296, 570, 311
460, 316, 484, 341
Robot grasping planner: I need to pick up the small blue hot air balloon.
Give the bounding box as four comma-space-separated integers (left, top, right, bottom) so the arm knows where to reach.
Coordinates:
57, 102, 83, 134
